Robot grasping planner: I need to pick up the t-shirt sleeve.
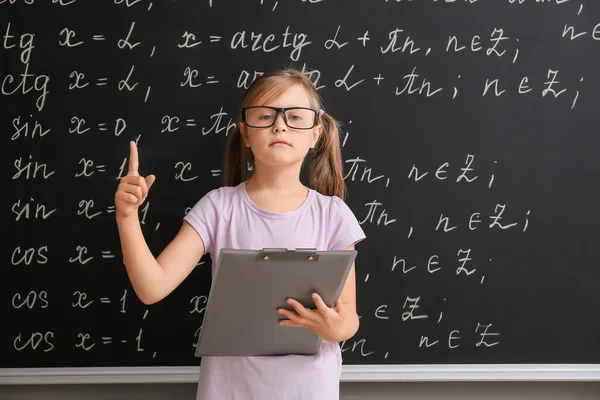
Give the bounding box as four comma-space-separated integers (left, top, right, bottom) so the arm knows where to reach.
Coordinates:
183, 189, 219, 256
328, 196, 366, 250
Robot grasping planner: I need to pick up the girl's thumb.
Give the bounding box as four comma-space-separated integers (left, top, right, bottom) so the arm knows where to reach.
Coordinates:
145, 174, 156, 190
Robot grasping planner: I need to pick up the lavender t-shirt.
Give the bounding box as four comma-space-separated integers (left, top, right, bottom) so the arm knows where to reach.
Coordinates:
183, 181, 366, 400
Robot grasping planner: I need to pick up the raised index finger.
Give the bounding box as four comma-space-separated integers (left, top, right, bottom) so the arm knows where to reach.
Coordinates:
128, 141, 139, 176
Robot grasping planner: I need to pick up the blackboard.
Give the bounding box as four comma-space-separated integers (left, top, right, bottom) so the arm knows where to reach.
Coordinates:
3, 0, 600, 383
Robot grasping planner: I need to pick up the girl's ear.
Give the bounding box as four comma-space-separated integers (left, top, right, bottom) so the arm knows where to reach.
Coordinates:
310, 123, 323, 149
239, 122, 251, 147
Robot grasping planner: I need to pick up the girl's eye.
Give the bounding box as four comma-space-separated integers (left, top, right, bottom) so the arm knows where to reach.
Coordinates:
259, 115, 273, 120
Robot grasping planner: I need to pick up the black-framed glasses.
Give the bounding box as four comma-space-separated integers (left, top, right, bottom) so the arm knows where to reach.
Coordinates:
242, 106, 319, 130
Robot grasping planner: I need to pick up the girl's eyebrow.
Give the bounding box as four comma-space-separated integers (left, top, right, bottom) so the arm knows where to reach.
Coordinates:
259, 105, 312, 108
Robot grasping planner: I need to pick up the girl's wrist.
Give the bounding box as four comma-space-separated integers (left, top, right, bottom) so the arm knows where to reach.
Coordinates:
329, 312, 360, 342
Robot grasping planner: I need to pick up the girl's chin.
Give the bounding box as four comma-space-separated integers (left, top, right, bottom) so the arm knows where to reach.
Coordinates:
254, 155, 304, 168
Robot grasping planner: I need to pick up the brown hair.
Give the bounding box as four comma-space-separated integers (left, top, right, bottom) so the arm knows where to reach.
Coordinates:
223, 67, 346, 199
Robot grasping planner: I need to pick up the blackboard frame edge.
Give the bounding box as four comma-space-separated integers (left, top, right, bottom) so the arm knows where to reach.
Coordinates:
1, 365, 600, 385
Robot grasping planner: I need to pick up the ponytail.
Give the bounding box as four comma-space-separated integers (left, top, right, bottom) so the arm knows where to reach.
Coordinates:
308, 112, 346, 200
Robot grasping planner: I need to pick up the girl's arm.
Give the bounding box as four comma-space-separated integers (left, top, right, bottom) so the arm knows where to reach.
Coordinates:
115, 141, 206, 305
117, 216, 205, 305
330, 244, 360, 341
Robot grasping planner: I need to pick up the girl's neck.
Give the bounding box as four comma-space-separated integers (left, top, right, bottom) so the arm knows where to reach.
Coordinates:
246, 165, 306, 194
244, 168, 310, 214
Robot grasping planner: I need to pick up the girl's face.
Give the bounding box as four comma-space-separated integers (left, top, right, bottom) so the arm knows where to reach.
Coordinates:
240, 84, 322, 169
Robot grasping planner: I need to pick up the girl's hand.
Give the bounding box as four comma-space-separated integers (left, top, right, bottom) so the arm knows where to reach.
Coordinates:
277, 293, 355, 343
115, 141, 156, 220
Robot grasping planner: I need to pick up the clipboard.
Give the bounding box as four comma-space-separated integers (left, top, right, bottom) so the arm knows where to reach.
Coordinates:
194, 247, 357, 357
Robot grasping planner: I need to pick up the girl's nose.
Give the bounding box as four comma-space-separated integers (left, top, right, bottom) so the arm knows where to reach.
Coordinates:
273, 112, 287, 132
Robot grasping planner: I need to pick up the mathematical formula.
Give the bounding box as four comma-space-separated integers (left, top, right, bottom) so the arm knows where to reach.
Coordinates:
3, 0, 595, 366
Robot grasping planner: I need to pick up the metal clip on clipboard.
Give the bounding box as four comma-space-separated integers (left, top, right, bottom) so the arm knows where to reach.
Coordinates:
257, 248, 320, 262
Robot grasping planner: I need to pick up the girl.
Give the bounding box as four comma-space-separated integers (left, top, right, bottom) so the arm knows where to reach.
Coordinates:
114, 68, 366, 399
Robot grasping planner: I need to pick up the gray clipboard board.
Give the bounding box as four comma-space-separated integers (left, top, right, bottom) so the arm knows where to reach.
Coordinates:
194, 247, 357, 357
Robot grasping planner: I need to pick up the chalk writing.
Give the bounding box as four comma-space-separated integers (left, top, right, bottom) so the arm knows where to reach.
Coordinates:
2, 0, 597, 369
